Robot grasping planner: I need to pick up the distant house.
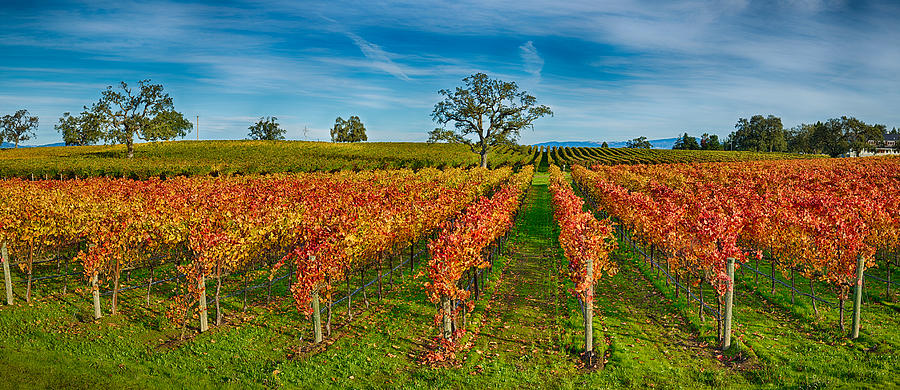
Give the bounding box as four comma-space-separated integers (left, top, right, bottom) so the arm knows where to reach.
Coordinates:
864, 134, 900, 155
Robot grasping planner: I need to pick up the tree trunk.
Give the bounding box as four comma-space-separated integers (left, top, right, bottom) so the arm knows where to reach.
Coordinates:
2, 243, 13, 305
126, 138, 135, 159
480, 149, 488, 168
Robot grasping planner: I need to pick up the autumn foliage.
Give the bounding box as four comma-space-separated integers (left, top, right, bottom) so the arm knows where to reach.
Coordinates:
548, 166, 617, 302
0, 168, 514, 323
425, 166, 533, 333
573, 156, 900, 297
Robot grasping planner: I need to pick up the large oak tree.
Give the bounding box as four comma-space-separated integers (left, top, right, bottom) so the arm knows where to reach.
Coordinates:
428, 73, 552, 168
331, 116, 367, 142
87, 80, 192, 158
55, 110, 104, 146
1, 109, 39, 148
248, 116, 285, 140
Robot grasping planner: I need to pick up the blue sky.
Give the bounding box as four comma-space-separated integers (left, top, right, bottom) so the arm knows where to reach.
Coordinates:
2, 0, 899, 145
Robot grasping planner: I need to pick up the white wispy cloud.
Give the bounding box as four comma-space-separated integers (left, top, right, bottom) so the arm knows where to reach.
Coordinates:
345, 32, 411, 81
519, 41, 543, 80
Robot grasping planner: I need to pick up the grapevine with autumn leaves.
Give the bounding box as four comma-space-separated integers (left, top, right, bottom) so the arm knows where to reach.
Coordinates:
0, 167, 515, 330
572, 157, 900, 317
424, 165, 534, 343
548, 165, 617, 303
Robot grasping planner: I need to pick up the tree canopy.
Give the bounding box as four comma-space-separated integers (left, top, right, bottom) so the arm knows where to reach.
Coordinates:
248, 116, 286, 140
601, 141, 609, 148
1, 109, 39, 148
625, 136, 652, 149
55, 110, 104, 146
428, 73, 552, 167
790, 116, 884, 157
728, 115, 785, 152
672, 133, 700, 150
700, 133, 723, 150
331, 116, 367, 142
77, 80, 191, 158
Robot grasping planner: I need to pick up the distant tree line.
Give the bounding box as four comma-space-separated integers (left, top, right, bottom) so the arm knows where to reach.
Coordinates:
725, 114, 886, 157
3, 79, 374, 156
670, 114, 888, 157
626, 136, 652, 149
672, 133, 723, 150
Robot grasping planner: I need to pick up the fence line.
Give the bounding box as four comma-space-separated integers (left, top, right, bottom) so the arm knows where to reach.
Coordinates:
573, 179, 722, 319
321, 245, 429, 313
101, 274, 185, 297
734, 259, 837, 307
623, 234, 722, 320
864, 270, 900, 288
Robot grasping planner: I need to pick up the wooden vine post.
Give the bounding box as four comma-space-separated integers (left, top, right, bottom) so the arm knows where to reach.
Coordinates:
312, 289, 323, 344
723, 257, 735, 350
91, 272, 102, 319
25, 242, 33, 303
199, 274, 209, 333
441, 296, 453, 341
310, 256, 323, 344
850, 255, 865, 339
584, 256, 595, 365
215, 262, 224, 326
2, 243, 12, 305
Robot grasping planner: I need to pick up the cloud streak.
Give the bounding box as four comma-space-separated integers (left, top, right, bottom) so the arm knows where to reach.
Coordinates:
345, 33, 412, 81
519, 41, 543, 80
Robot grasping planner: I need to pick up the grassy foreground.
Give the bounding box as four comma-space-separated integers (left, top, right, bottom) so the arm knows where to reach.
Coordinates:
1, 174, 897, 388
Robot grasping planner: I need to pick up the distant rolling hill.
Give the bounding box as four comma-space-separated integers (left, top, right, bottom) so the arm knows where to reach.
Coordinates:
534, 137, 679, 149
1, 142, 66, 148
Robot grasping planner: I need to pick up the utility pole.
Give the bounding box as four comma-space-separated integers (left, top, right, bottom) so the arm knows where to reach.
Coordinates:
196, 115, 199, 141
